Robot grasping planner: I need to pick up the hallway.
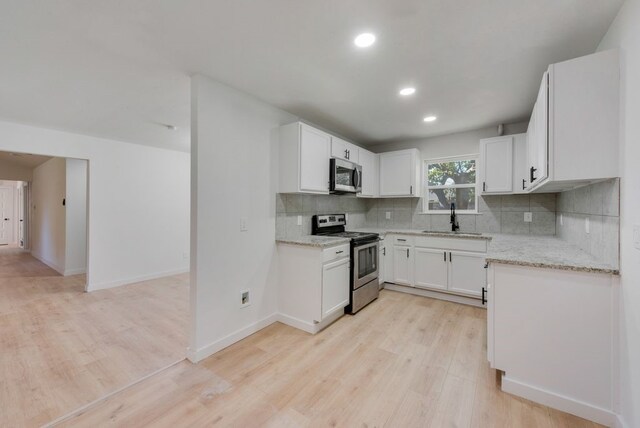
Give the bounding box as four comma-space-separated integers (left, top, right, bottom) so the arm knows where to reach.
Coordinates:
0, 251, 189, 427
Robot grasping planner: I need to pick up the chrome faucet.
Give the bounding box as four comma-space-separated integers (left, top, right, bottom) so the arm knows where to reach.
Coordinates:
450, 203, 460, 232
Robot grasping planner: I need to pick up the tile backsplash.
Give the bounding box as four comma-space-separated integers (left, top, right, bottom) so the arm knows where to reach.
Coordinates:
276, 192, 557, 237
556, 179, 620, 268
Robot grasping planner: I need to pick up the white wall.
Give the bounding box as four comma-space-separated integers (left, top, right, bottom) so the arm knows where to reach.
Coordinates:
598, 2, 640, 426
65, 158, 87, 275
189, 75, 296, 362
32, 157, 66, 273
370, 122, 528, 159
0, 158, 32, 181
0, 120, 190, 291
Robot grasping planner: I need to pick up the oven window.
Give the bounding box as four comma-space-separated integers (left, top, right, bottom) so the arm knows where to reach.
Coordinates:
358, 245, 377, 279
335, 164, 354, 187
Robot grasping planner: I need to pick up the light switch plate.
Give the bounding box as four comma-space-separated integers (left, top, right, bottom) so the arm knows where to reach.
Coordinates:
585, 217, 590, 234
386, 211, 391, 220
560, 213, 563, 226
524, 212, 532, 223
297, 215, 302, 226
240, 217, 248, 232
634, 225, 640, 250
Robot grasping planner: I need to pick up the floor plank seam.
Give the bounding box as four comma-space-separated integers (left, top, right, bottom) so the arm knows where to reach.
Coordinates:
43, 357, 187, 427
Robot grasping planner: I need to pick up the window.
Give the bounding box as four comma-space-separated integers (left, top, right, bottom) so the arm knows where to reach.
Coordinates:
424, 156, 477, 212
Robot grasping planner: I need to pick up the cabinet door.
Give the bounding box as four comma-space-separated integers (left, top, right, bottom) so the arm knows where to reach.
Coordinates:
322, 257, 350, 319
378, 245, 385, 286
380, 151, 415, 196
448, 251, 486, 297
528, 72, 549, 188
393, 245, 413, 286
414, 248, 448, 291
481, 137, 513, 194
331, 137, 359, 163
383, 242, 394, 283
300, 124, 331, 193
513, 134, 528, 193
358, 149, 378, 197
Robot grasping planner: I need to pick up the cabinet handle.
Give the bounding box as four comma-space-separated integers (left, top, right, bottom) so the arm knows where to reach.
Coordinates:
410, 185, 413, 195
522, 179, 526, 190
482, 287, 487, 305
336, 250, 344, 254
397, 238, 406, 242
406, 248, 409, 258
383, 247, 386, 256
530, 166, 537, 182
443, 251, 446, 262
449, 252, 452, 262
483, 182, 486, 192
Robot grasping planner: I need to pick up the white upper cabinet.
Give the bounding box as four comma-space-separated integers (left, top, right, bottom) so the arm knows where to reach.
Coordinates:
379, 149, 421, 197
480, 133, 528, 195
331, 136, 359, 164
480, 136, 513, 194
525, 49, 619, 193
279, 122, 331, 194
358, 148, 379, 198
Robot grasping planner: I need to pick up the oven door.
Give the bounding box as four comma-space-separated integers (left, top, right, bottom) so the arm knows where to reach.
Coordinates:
353, 241, 379, 289
330, 158, 362, 193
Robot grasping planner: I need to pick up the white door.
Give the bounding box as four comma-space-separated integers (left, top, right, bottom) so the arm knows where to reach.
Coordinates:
299, 124, 331, 193
322, 257, 350, 319
414, 247, 448, 291
0, 188, 14, 245
448, 251, 487, 297
380, 151, 414, 196
481, 137, 513, 193
393, 245, 413, 286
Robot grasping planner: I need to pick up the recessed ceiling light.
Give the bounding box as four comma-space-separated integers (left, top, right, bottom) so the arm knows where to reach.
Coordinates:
399, 87, 416, 96
354, 33, 376, 48
423, 115, 437, 122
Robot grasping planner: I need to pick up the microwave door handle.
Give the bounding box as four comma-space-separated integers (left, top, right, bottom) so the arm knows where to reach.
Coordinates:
352, 169, 360, 189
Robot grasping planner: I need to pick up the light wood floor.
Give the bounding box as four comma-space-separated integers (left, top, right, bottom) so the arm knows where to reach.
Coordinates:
58, 290, 602, 428
0, 250, 189, 427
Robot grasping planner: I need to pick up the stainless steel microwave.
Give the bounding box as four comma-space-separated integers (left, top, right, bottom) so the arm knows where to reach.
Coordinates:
330, 158, 362, 193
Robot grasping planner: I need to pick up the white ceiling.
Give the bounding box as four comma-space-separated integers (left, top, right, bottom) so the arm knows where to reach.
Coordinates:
0, 1, 623, 152
0, 151, 52, 169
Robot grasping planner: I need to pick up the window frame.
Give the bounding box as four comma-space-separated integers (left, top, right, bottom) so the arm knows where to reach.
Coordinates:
422, 154, 479, 214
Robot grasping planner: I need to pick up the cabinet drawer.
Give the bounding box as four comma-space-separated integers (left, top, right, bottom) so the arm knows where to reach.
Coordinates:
323, 244, 350, 263
392, 235, 414, 246
414, 236, 487, 253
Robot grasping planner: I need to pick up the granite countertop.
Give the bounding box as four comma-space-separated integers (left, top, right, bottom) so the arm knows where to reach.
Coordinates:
485, 234, 619, 275
276, 235, 350, 248
350, 228, 492, 241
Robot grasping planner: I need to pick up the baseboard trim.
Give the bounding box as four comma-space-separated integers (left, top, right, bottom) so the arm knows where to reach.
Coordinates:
87, 267, 189, 291
187, 313, 279, 363
277, 309, 344, 334
63, 267, 86, 276
383, 283, 485, 308
31, 251, 65, 275
614, 414, 628, 428
501, 375, 616, 427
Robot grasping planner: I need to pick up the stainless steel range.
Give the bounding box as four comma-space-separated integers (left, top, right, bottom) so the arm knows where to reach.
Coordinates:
312, 214, 379, 314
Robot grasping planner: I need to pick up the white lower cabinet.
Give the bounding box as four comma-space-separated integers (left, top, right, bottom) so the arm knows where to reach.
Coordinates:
414, 248, 448, 291
447, 251, 487, 297
322, 258, 350, 318
386, 234, 488, 301
393, 245, 413, 286
278, 242, 350, 334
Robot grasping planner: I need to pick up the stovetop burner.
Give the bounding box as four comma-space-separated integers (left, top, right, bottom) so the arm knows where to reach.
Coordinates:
311, 214, 378, 243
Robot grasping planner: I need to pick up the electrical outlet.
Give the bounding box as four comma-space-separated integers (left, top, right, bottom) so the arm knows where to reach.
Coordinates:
634, 225, 640, 250
386, 211, 391, 220
240, 217, 248, 232
585, 217, 590, 234
297, 215, 302, 226
524, 212, 532, 223
240, 290, 251, 308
